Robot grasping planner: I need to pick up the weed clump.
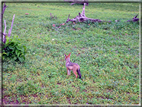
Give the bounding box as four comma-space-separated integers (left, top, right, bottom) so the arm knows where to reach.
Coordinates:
2, 35, 27, 62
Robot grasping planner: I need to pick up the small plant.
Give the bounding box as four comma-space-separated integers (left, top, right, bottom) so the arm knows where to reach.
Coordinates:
49, 13, 57, 20
2, 35, 27, 62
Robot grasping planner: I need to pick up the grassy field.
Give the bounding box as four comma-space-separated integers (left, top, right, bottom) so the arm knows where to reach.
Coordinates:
2, 3, 140, 105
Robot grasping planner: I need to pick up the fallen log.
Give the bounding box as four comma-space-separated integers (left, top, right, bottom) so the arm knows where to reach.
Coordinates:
66, 3, 103, 23
127, 14, 139, 22
66, 14, 102, 23
66, 3, 139, 24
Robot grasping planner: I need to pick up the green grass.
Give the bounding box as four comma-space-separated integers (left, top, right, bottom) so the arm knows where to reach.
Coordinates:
2, 3, 140, 105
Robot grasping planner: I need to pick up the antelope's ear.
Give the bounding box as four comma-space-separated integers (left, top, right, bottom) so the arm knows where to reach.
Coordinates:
68, 52, 71, 56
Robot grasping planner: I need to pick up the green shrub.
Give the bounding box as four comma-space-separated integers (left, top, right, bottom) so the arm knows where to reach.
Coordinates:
2, 35, 27, 62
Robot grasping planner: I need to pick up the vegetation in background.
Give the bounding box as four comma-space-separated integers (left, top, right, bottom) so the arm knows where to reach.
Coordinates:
2, 3, 139, 105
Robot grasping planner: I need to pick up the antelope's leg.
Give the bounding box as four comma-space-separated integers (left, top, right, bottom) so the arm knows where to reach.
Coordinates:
73, 68, 78, 78
67, 68, 71, 75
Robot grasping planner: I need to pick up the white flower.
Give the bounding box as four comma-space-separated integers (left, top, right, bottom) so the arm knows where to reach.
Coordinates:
52, 39, 54, 41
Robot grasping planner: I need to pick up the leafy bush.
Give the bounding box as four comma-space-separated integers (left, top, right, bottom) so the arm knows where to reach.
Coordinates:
2, 35, 27, 62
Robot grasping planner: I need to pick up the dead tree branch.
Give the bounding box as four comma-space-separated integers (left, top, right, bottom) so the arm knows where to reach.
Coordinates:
66, 2, 139, 24
2, 3, 7, 44
8, 14, 15, 37
3, 20, 6, 35
127, 14, 139, 22
132, 14, 139, 22
66, 3, 103, 23
2, 3, 7, 15
2, 3, 15, 44
3, 20, 7, 43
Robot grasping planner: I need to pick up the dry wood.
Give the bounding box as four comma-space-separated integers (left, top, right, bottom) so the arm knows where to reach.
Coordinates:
127, 14, 139, 22
2, 3, 7, 43
8, 14, 15, 37
2, 3, 7, 15
3, 20, 7, 43
2, 3, 16, 44
66, 3, 103, 23
4, 20, 6, 35
66, 3, 138, 24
